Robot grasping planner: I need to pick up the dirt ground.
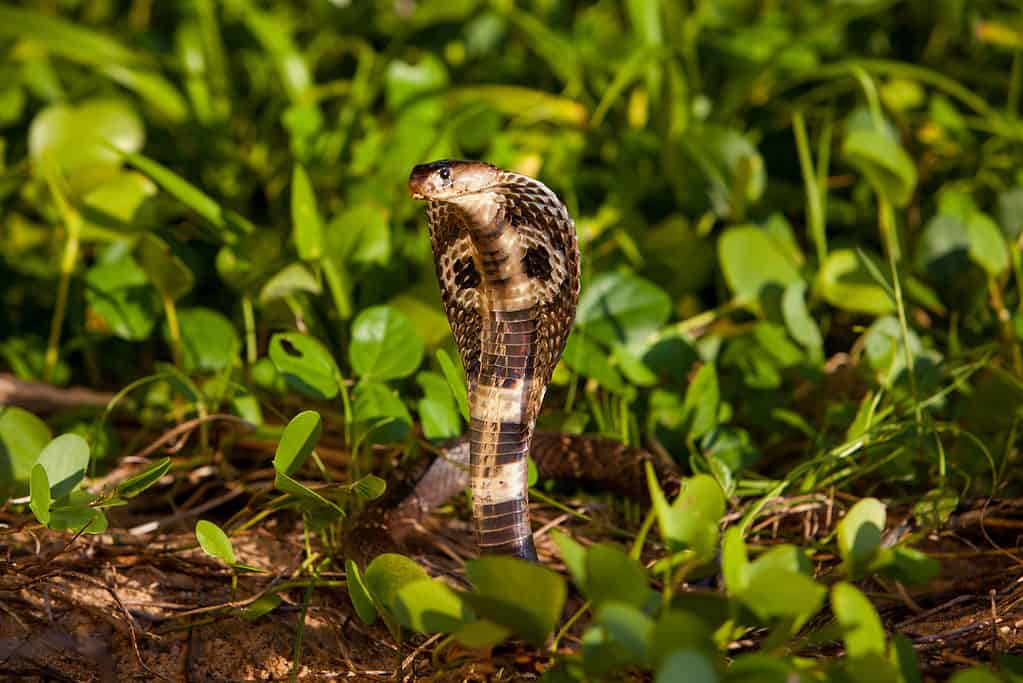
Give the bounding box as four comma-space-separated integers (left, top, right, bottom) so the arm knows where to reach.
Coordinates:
3, 482, 1023, 682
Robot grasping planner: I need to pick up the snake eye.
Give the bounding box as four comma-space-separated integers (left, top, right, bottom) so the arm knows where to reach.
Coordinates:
439, 167, 451, 182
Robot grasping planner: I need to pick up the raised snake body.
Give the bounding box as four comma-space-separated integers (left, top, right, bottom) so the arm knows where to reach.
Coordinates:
345, 161, 680, 564
408, 160, 580, 559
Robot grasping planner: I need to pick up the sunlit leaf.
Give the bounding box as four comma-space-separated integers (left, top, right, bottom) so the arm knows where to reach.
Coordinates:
196, 519, 236, 565
273, 410, 321, 476
268, 332, 341, 400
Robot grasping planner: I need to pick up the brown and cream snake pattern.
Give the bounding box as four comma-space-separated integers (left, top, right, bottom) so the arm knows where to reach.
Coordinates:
345, 160, 681, 564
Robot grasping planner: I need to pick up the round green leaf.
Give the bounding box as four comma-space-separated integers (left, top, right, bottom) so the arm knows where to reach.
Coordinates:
35, 433, 90, 500
967, 212, 1009, 276
842, 128, 917, 208
273, 410, 322, 476
584, 543, 651, 609
576, 272, 672, 348
196, 519, 235, 565
831, 582, 886, 658
268, 332, 341, 400
364, 553, 430, 612
394, 578, 473, 633
0, 406, 52, 493
736, 568, 826, 623
463, 556, 567, 646
596, 601, 654, 666
817, 249, 895, 315
28, 97, 144, 189
718, 225, 801, 303
353, 380, 413, 443
349, 305, 424, 380
656, 650, 719, 683
837, 498, 886, 577
171, 307, 240, 371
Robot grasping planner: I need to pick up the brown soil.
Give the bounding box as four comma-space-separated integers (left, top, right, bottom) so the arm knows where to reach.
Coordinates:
2, 456, 1023, 681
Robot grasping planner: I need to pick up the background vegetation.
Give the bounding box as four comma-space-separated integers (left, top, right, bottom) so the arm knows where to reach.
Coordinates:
2, 0, 1023, 680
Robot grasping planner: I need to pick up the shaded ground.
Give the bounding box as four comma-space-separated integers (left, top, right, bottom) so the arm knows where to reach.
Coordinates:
3, 459, 1023, 682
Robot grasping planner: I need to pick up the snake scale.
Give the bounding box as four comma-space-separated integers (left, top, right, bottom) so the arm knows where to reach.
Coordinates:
345, 160, 681, 564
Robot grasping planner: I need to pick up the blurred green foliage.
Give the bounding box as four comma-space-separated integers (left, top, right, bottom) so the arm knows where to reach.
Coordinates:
2, 0, 1023, 679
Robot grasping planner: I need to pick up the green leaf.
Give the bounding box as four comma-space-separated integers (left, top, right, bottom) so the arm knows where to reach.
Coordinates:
268, 332, 341, 400
562, 331, 630, 394
843, 128, 917, 207
29, 464, 51, 525
650, 610, 717, 668
84, 255, 161, 341
353, 381, 413, 443
35, 433, 90, 500
418, 398, 461, 440
238, 594, 282, 621
28, 98, 144, 189
463, 556, 566, 646
80, 171, 157, 239
123, 151, 254, 241
48, 498, 108, 534
134, 233, 195, 301
837, 498, 886, 578
718, 225, 801, 303
551, 529, 588, 590
912, 488, 958, 528
345, 558, 378, 624
967, 212, 1009, 276
351, 474, 387, 500
576, 272, 672, 349
584, 543, 650, 609
656, 650, 719, 683
259, 263, 321, 303
325, 204, 392, 266
364, 553, 430, 638
595, 601, 654, 666
647, 467, 725, 560
681, 363, 719, 441
173, 307, 240, 371
291, 163, 322, 261
781, 281, 822, 351
0, 406, 52, 494
116, 457, 171, 498
436, 348, 470, 422
273, 410, 322, 476
817, 249, 895, 315
877, 547, 941, 585
349, 306, 424, 381
394, 578, 473, 633
832, 582, 886, 658
273, 471, 344, 516
736, 568, 825, 623
195, 519, 235, 565
721, 527, 750, 594
452, 619, 511, 649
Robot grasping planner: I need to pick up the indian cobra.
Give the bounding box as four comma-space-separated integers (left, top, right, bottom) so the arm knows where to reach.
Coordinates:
343, 160, 680, 564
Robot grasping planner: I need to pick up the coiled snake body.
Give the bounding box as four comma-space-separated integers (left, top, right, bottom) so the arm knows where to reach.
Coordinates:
345, 161, 680, 564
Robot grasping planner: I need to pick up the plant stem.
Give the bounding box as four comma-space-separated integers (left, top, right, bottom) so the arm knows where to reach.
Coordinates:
242, 294, 257, 364
42, 165, 81, 383
163, 293, 184, 369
